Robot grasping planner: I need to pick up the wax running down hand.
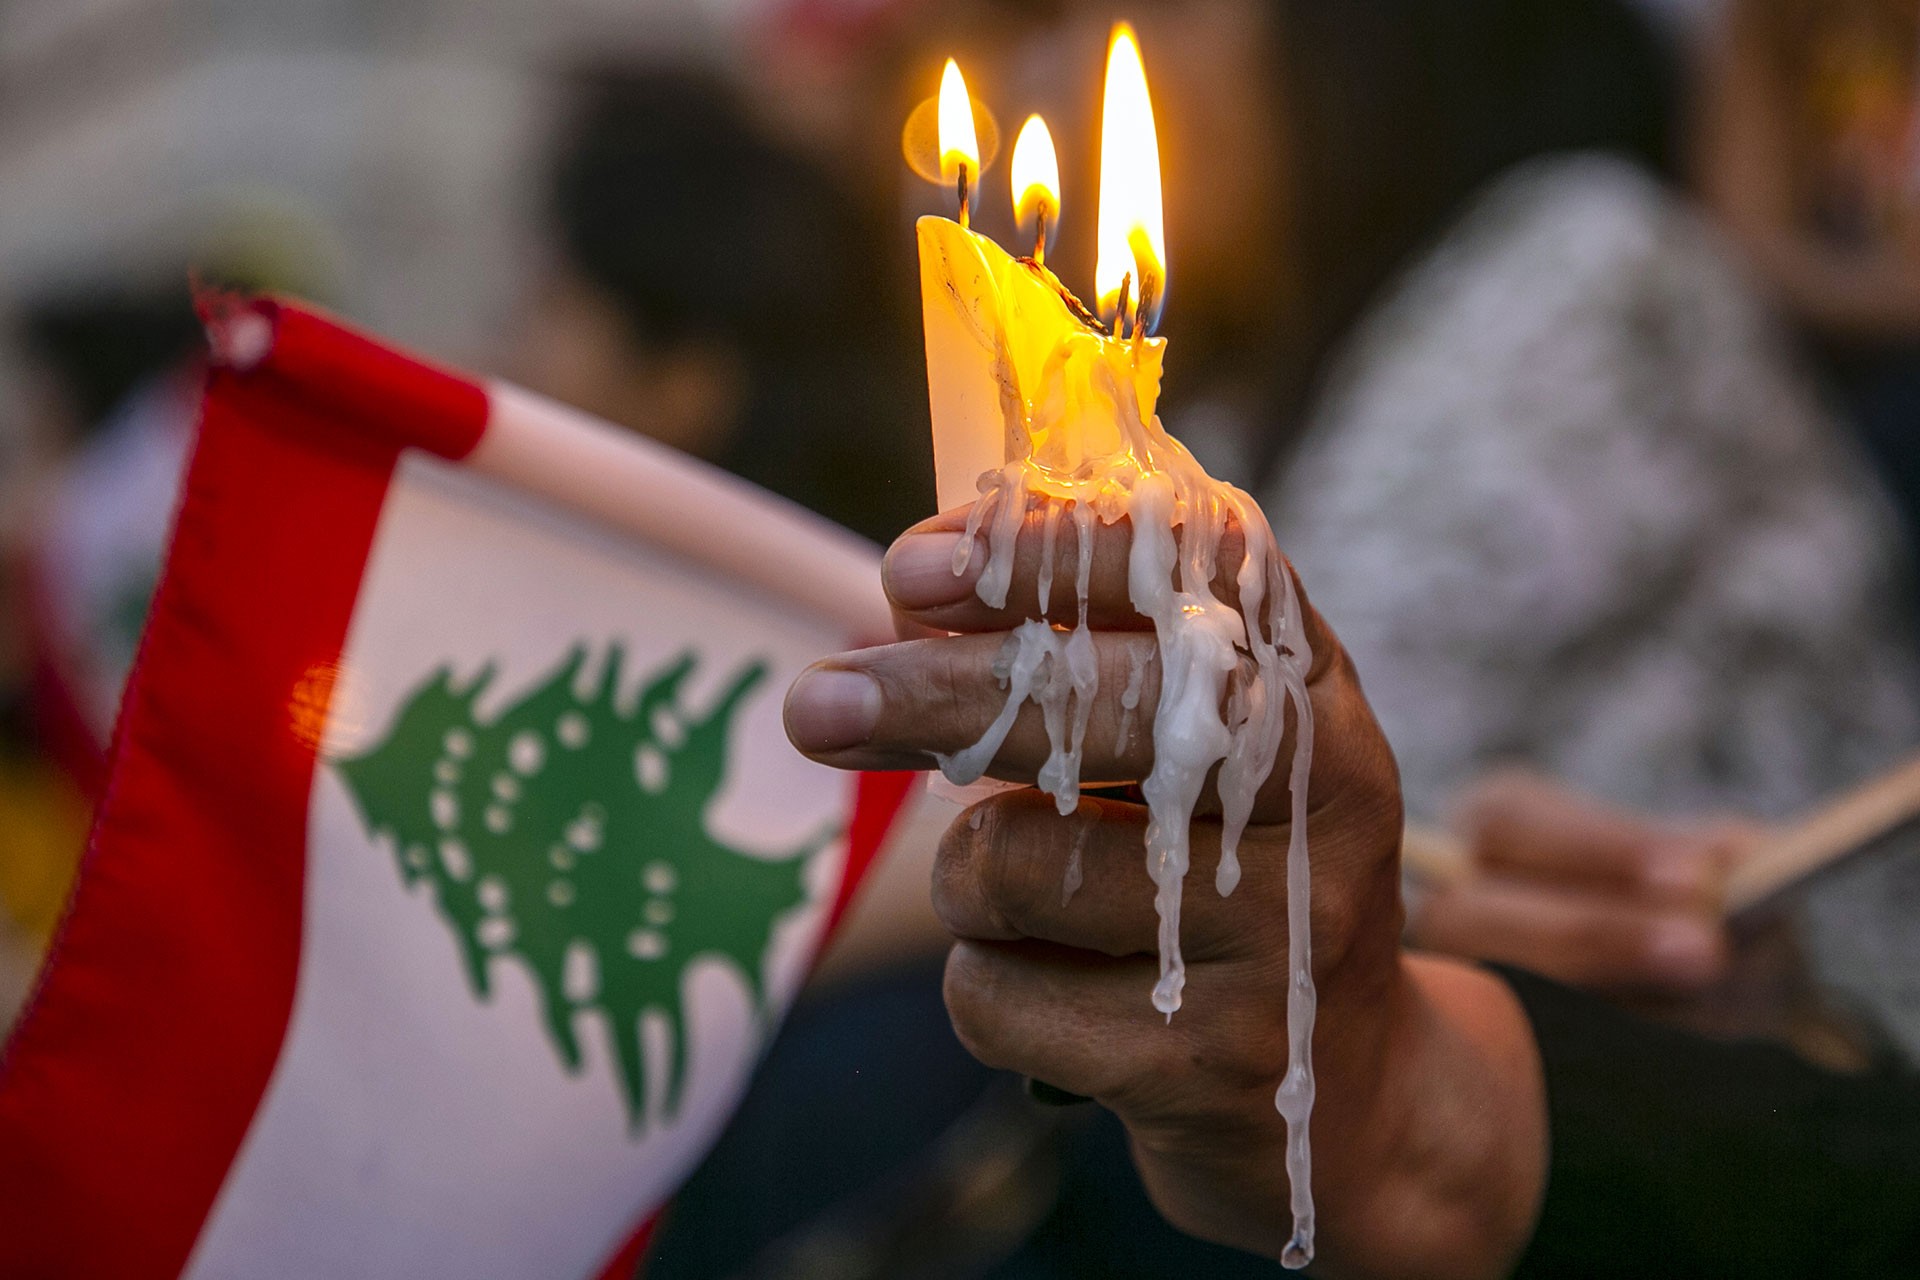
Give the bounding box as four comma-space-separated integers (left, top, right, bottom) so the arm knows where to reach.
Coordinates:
785, 504, 1547, 1276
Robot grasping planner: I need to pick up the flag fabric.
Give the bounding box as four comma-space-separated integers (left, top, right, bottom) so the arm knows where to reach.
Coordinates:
0, 296, 918, 1279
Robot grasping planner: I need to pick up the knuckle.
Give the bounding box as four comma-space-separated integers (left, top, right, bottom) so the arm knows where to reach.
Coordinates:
939, 795, 1056, 942
1303, 831, 1394, 968
936, 646, 974, 735
933, 803, 1027, 941
931, 806, 987, 934
975, 807, 1045, 932
1077, 1026, 1175, 1115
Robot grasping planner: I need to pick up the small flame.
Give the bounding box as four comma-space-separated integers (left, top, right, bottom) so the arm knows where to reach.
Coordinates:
938, 58, 981, 188
1094, 24, 1166, 331
1011, 114, 1061, 235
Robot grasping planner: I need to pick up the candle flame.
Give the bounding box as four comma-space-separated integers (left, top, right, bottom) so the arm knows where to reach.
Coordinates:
938, 58, 981, 188
1011, 114, 1061, 235
1094, 24, 1165, 331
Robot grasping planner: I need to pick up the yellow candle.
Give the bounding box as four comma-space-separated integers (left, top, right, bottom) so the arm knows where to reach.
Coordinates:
915, 57, 1165, 512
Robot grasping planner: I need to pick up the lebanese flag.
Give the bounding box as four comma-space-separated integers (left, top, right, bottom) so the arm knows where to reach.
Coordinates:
0, 297, 918, 1278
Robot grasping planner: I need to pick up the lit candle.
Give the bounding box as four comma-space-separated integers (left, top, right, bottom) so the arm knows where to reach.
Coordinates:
1094, 27, 1165, 337
909, 28, 1319, 1269
938, 58, 980, 229
915, 63, 1165, 514
1011, 114, 1060, 265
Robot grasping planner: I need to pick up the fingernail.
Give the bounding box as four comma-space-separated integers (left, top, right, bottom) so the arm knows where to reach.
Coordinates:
786, 668, 882, 752
1646, 919, 1722, 985
885, 533, 975, 609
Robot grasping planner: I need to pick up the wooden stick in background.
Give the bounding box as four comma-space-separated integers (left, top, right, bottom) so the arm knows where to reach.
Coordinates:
1398, 823, 1472, 889
1722, 754, 1920, 920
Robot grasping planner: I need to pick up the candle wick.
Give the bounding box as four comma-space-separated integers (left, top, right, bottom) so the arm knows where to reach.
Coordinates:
1033, 210, 1048, 268
957, 165, 972, 230
1135, 271, 1158, 350
1115, 272, 1133, 341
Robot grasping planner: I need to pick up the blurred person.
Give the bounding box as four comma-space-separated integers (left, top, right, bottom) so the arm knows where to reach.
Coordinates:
1695, 0, 1920, 546
16, 284, 206, 782
1274, 154, 1920, 1062
0, 283, 205, 1026
3, 235, 324, 1028
518, 67, 931, 548
1267, 5, 1920, 1061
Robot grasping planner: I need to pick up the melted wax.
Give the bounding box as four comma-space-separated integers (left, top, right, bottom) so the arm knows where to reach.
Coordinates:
931, 367, 1319, 1268
917, 214, 1317, 1267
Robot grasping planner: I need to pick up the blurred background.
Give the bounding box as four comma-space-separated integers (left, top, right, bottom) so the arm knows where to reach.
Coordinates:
8, 0, 1920, 1274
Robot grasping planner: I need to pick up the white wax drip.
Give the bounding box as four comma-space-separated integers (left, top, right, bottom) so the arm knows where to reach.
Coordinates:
935, 370, 1319, 1268
1117, 645, 1149, 755
1037, 501, 1061, 614
1062, 810, 1088, 906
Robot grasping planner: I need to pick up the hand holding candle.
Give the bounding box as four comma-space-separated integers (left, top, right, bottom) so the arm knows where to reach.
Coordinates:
786, 482, 1553, 1277
785, 481, 1423, 1271
906, 27, 1333, 1263
798, 27, 1451, 1271
788, 24, 1553, 1275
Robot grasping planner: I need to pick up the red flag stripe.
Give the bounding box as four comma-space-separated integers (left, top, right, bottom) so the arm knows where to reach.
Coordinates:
0, 355, 402, 1275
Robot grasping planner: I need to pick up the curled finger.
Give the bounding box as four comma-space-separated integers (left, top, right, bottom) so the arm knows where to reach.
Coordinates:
934, 790, 1288, 964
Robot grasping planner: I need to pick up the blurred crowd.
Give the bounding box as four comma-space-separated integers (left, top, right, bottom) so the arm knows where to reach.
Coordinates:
6, 0, 1920, 1273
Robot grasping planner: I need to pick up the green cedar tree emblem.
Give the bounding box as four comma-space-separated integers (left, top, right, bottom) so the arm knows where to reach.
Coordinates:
336, 644, 824, 1131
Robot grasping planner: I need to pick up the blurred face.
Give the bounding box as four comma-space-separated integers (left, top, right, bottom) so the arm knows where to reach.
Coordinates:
512, 267, 744, 462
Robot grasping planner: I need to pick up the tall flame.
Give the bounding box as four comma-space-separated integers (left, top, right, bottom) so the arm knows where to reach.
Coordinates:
937, 58, 980, 188
1011, 114, 1061, 234
1094, 24, 1166, 330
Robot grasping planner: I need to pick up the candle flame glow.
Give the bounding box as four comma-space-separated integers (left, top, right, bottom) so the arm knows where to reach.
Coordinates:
1011, 114, 1061, 236
1094, 24, 1165, 332
938, 58, 981, 188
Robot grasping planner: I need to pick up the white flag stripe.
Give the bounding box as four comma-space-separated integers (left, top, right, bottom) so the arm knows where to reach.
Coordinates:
475, 383, 896, 643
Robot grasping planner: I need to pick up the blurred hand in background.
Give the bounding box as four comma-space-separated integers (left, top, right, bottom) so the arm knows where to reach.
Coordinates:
1412, 772, 1746, 995
1409, 771, 1891, 1071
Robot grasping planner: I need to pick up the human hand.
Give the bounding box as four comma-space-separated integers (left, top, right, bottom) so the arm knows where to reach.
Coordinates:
786, 504, 1545, 1278
1410, 772, 1750, 995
